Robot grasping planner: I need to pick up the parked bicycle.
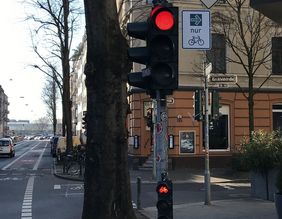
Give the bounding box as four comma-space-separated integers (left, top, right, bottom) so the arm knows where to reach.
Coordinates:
63, 146, 86, 177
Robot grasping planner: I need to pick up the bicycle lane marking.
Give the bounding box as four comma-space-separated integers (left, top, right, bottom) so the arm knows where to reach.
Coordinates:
1, 142, 42, 171
21, 142, 48, 219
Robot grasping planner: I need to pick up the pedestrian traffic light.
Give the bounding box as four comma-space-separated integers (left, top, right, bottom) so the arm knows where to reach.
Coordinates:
156, 179, 173, 219
148, 5, 179, 94
127, 20, 150, 90
193, 90, 203, 121
211, 90, 220, 120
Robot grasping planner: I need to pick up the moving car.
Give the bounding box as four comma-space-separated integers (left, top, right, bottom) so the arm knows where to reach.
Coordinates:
0, 138, 15, 157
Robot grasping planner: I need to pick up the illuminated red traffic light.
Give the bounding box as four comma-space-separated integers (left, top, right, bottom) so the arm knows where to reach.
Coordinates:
155, 11, 174, 31
159, 185, 169, 194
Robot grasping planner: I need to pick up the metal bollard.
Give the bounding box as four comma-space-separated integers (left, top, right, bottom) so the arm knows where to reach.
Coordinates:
137, 177, 141, 210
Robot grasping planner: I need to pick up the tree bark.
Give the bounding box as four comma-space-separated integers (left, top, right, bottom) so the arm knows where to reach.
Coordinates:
82, 0, 136, 218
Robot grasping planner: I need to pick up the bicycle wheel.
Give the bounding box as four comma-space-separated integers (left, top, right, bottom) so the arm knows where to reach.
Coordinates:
67, 162, 81, 176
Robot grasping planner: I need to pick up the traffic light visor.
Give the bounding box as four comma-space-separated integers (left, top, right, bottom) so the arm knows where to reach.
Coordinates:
155, 11, 174, 31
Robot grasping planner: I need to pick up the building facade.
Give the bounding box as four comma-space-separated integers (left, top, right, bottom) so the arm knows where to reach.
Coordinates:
70, 34, 87, 144
0, 86, 9, 138
125, 0, 282, 168
71, 0, 282, 169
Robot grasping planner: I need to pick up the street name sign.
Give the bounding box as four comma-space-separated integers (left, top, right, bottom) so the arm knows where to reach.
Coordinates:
209, 74, 237, 83
182, 10, 211, 50
200, 0, 218, 9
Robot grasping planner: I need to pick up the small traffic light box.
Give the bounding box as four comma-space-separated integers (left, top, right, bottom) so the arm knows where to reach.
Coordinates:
156, 179, 173, 219
211, 90, 220, 120
127, 19, 150, 90
148, 5, 179, 93
82, 113, 87, 130
193, 89, 203, 121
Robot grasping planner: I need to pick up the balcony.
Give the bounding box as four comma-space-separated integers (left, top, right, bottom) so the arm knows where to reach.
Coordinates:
250, 0, 282, 24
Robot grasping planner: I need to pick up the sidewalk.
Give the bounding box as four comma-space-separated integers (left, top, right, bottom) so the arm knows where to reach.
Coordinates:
53, 159, 84, 182
141, 198, 278, 219
53, 163, 278, 219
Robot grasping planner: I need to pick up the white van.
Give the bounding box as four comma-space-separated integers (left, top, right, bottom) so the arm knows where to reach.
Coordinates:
0, 138, 15, 157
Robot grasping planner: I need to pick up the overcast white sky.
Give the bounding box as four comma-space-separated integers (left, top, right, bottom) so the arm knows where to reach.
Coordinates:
0, 0, 84, 122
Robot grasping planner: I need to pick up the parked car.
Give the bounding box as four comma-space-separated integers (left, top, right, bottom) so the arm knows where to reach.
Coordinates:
50, 136, 59, 157
0, 138, 15, 157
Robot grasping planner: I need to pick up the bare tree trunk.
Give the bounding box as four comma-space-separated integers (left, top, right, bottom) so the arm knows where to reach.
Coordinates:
82, 0, 136, 218
62, 0, 73, 152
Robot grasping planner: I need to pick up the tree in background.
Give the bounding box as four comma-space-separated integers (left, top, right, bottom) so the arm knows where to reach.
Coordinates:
82, 0, 135, 218
25, 0, 83, 151
213, 0, 282, 139
42, 73, 58, 136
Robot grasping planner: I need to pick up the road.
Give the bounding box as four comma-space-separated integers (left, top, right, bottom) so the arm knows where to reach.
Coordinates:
0, 140, 83, 219
0, 140, 251, 218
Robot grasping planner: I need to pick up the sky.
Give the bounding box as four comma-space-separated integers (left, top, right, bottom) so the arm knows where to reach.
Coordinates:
0, 0, 84, 122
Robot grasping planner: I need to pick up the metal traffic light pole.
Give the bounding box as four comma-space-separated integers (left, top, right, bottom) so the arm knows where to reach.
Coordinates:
155, 90, 168, 181
204, 62, 212, 205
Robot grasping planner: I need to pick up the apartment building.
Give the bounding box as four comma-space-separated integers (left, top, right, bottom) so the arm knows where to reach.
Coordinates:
70, 34, 87, 144
0, 86, 9, 138
125, 0, 282, 168
70, 0, 282, 169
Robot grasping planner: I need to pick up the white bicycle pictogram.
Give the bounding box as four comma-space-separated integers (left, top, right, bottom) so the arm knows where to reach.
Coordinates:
188, 36, 204, 46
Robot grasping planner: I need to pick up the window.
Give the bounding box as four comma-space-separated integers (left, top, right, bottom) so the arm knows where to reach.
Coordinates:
206, 34, 226, 73
273, 104, 282, 131
272, 37, 282, 74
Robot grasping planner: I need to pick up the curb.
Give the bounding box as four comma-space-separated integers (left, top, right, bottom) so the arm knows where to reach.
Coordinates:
52, 159, 84, 182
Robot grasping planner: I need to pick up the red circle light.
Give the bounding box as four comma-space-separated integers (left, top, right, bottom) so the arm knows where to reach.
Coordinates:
155, 11, 174, 31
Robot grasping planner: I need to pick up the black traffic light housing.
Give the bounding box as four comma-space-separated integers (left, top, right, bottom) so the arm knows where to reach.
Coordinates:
156, 176, 173, 219
211, 90, 220, 120
127, 5, 179, 97
127, 21, 150, 90
82, 113, 87, 130
148, 6, 179, 93
193, 90, 203, 121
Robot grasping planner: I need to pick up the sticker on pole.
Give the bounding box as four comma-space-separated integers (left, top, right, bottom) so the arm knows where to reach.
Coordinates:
161, 112, 168, 122
156, 123, 163, 134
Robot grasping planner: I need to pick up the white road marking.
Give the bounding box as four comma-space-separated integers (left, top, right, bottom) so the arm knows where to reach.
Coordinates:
54, 184, 61, 190
1, 142, 41, 170
33, 142, 48, 170
21, 176, 35, 219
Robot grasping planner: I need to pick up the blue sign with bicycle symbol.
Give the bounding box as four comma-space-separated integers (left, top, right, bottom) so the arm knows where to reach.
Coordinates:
182, 10, 211, 50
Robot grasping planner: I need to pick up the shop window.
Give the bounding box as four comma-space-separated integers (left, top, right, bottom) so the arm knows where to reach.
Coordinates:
273, 104, 282, 131
206, 34, 226, 74
272, 37, 282, 74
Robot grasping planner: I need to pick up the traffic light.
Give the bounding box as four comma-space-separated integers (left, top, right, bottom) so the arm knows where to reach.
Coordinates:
127, 19, 150, 90
148, 5, 179, 93
82, 113, 87, 130
127, 5, 179, 96
211, 90, 220, 120
156, 179, 173, 219
193, 90, 203, 121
